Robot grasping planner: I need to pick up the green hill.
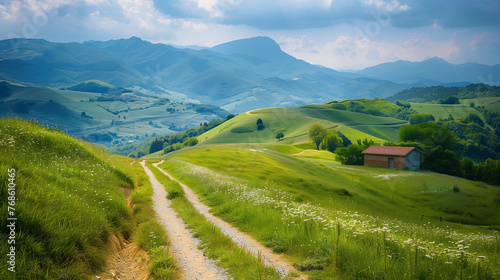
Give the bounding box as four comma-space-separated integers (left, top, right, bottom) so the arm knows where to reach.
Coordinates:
153, 144, 500, 279
0, 119, 134, 279
198, 103, 408, 146
63, 80, 114, 93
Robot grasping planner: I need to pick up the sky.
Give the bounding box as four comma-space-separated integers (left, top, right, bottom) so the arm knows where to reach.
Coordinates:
0, 0, 499, 71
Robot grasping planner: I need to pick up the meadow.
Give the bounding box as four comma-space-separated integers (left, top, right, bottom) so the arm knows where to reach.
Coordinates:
198, 106, 406, 147
157, 145, 500, 279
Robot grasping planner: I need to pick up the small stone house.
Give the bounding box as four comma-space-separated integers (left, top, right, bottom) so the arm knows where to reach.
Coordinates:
362, 146, 421, 169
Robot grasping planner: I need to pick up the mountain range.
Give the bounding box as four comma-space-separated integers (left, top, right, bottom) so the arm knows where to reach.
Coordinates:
1, 36, 499, 115
357, 57, 500, 87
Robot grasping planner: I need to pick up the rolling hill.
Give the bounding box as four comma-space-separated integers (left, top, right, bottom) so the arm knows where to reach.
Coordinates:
0, 79, 227, 150
147, 136, 500, 279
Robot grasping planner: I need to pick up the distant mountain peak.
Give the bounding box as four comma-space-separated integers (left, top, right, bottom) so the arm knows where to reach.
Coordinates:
211, 36, 299, 64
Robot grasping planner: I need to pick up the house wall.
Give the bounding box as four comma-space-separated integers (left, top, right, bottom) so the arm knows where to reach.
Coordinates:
364, 155, 406, 168
405, 150, 421, 169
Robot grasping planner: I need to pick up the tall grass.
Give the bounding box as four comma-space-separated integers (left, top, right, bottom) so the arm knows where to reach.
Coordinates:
161, 158, 500, 279
147, 162, 281, 279
0, 119, 134, 279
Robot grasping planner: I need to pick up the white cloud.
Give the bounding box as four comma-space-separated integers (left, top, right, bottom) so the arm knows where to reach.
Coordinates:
362, 0, 410, 12
279, 35, 318, 53
181, 21, 208, 30
322, 32, 459, 68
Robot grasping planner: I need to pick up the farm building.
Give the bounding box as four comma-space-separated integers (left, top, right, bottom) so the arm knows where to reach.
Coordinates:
362, 146, 421, 169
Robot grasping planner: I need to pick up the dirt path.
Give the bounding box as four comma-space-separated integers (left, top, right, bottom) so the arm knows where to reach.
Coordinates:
141, 161, 228, 280
153, 161, 306, 279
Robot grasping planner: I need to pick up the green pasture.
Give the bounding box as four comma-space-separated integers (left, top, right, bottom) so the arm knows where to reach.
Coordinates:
198, 106, 406, 146
155, 144, 500, 278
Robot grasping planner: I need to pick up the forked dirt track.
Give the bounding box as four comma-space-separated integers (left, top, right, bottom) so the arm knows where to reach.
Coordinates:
141, 161, 228, 280
152, 161, 307, 279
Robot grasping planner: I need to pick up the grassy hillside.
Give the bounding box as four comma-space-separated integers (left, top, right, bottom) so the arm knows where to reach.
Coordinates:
0, 119, 135, 279
156, 144, 500, 279
198, 105, 407, 146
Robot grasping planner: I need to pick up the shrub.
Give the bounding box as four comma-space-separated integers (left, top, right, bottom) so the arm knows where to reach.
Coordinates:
166, 190, 184, 200
231, 127, 253, 133
409, 113, 435, 124
276, 132, 285, 140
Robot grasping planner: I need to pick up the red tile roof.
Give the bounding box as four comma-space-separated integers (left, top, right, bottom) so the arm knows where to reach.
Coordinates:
362, 146, 417, 157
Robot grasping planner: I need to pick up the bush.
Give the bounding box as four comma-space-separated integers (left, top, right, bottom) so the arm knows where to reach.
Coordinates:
440, 96, 460, 104
276, 132, 284, 140
335, 145, 365, 165
231, 127, 253, 133
166, 190, 184, 200
409, 113, 435, 124
183, 137, 198, 147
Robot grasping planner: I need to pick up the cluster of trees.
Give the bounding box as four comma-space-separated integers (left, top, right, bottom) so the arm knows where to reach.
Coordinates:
117, 116, 229, 157
308, 124, 351, 152
409, 113, 435, 124
335, 139, 375, 165
160, 119, 223, 154
478, 108, 500, 134
397, 122, 500, 185
326, 98, 417, 121
438, 113, 500, 160
187, 104, 229, 119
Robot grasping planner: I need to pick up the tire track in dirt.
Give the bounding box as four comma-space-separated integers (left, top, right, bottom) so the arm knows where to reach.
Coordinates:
141, 161, 228, 280
153, 161, 307, 279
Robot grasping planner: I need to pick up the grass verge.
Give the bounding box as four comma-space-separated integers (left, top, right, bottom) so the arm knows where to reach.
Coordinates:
146, 162, 281, 279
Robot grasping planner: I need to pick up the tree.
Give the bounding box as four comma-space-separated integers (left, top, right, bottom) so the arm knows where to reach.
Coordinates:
183, 137, 198, 147
440, 96, 460, 104
409, 113, 435, 124
463, 113, 484, 127
399, 123, 456, 151
309, 124, 327, 150
461, 157, 475, 180
335, 145, 365, 165
276, 132, 284, 141
321, 130, 343, 152
256, 118, 265, 131
226, 114, 235, 120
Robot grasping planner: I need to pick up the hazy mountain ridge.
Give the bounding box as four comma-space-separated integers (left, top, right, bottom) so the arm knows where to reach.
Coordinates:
358, 57, 500, 86
0, 37, 405, 113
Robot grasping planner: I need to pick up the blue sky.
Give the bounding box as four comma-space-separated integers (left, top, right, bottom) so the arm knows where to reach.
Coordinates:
1, 0, 499, 70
